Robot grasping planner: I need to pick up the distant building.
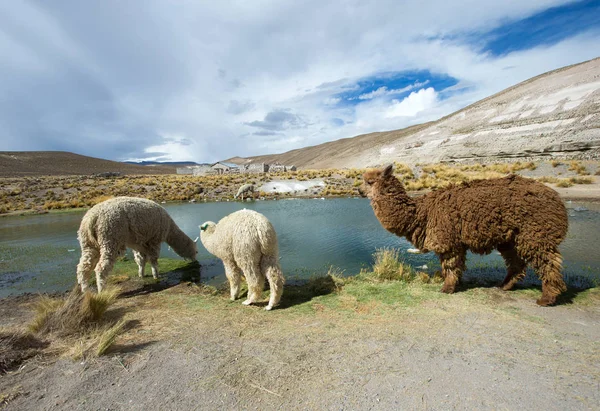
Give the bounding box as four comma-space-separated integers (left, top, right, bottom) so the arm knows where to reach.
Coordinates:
176, 165, 213, 175
176, 167, 194, 175
177, 161, 295, 175
191, 165, 213, 176
269, 163, 291, 172
245, 163, 270, 173
211, 162, 240, 174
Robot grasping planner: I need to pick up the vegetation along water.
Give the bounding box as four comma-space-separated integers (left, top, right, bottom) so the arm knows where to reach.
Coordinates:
1, 198, 599, 297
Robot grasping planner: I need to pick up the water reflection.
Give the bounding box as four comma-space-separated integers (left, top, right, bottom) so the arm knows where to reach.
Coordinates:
1, 198, 598, 296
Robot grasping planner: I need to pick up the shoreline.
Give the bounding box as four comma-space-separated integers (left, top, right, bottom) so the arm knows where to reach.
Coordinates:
2, 187, 600, 218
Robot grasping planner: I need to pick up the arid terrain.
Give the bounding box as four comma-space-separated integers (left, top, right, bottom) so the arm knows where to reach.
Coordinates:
2, 58, 600, 410
1, 155, 600, 215
1, 258, 599, 410
0, 152, 178, 178
228, 58, 600, 169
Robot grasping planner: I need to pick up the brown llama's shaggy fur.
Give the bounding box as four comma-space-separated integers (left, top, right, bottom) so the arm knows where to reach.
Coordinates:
361, 165, 568, 306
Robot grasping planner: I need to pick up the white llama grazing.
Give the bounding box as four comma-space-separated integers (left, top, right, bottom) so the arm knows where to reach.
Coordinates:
76, 197, 198, 292
234, 184, 255, 201
199, 209, 284, 310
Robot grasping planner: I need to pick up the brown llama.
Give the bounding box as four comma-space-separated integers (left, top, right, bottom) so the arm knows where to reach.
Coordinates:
360, 164, 568, 306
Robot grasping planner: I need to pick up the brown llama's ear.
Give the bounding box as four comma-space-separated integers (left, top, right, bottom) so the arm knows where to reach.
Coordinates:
382, 164, 393, 178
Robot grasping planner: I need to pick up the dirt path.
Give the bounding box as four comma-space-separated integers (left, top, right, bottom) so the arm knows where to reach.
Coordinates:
1, 283, 599, 410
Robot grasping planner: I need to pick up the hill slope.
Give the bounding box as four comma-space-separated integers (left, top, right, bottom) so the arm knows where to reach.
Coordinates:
228, 58, 600, 168
0, 151, 176, 177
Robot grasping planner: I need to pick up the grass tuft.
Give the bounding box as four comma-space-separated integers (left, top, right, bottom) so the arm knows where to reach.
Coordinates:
82, 287, 120, 322
96, 320, 127, 356
27, 286, 124, 358
368, 248, 414, 282
28, 296, 65, 333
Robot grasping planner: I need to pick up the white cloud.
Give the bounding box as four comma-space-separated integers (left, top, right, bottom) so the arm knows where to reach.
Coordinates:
385, 88, 439, 118
0, 0, 598, 162
358, 81, 430, 100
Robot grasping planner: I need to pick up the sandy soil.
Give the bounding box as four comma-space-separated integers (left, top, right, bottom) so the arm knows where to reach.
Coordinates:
1, 282, 599, 410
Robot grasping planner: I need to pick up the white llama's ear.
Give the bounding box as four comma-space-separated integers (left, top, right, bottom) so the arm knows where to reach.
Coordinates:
382, 164, 394, 177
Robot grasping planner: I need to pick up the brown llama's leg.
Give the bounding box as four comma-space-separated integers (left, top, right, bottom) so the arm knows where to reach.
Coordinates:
439, 250, 466, 294
498, 246, 527, 291
530, 248, 567, 306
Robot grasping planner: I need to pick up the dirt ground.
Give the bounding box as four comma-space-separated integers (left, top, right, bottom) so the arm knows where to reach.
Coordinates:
1, 161, 600, 410
1, 279, 599, 411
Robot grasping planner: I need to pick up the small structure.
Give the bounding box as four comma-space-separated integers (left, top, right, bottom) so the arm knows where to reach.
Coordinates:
269, 163, 287, 173
211, 162, 240, 174
178, 161, 295, 175
176, 167, 194, 175
191, 165, 213, 176
245, 163, 270, 173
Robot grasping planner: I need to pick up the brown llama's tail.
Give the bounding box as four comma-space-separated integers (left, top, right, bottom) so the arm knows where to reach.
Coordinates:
261, 254, 285, 310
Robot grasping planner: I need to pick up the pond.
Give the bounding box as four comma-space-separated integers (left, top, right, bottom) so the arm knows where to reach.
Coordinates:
1, 198, 599, 297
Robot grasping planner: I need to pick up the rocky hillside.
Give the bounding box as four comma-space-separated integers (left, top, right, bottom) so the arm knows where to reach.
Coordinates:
0, 151, 176, 177
229, 58, 600, 169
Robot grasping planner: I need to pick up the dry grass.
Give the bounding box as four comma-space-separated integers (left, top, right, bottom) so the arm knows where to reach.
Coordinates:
96, 320, 127, 356
569, 176, 593, 185
2, 160, 598, 214
0, 330, 49, 374
27, 286, 125, 358
556, 179, 574, 188
568, 161, 590, 176
369, 248, 414, 282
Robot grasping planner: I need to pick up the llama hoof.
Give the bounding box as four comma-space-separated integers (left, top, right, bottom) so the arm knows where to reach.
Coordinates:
264, 305, 273, 311
440, 285, 455, 294
242, 299, 253, 306
536, 296, 555, 306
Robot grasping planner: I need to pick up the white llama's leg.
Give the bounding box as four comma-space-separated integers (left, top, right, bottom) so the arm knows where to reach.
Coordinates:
223, 261, 243, 300
95, 249, 118, 293
133, 250, 146, 277
77, 247, 99, 292
240, 260, 264, 306
262, 255, 284, 310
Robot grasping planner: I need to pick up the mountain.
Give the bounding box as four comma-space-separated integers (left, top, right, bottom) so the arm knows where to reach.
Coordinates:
227, 58, 600, 169
125, 160, 204, 167
0, 151, 177, 177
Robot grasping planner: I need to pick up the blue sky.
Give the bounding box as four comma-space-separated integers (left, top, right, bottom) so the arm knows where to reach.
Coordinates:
0, 0, 599, 162
482, 0, 600, 55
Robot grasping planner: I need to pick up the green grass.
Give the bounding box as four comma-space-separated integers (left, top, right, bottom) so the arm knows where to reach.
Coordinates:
108, 257, 198, 285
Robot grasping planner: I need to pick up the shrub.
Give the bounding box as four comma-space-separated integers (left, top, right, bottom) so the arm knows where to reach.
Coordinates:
556, 179, 573, 188
369, 248, 413, 282
569, 177, 593, 184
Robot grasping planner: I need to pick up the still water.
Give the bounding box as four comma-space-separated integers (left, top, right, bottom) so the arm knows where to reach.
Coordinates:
1, 198, 598, 297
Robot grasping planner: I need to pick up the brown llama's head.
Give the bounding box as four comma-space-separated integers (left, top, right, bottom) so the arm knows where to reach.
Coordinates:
359, 164, 394, 198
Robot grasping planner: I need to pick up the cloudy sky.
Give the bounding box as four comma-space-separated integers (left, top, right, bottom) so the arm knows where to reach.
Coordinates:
1, 0, 599, 163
